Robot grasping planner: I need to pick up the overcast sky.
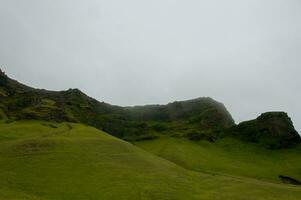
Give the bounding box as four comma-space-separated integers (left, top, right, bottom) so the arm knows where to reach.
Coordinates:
0, 0, 300, 132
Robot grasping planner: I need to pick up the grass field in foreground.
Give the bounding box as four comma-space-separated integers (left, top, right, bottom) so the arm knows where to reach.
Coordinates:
135, 136, 301, 183
0, 121, 301, 200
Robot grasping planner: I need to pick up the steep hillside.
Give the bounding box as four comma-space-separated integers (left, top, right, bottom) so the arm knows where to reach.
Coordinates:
0, 69, 234, 140
1, 121, 301, 200
125, 97, 234, 127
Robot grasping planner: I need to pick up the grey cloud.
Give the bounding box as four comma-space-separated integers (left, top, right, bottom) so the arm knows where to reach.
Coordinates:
0, 0, 300, 132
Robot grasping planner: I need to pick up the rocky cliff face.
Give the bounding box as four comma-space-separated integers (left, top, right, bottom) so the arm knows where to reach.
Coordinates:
125, 97, 235, 128
229, 112, 300, 149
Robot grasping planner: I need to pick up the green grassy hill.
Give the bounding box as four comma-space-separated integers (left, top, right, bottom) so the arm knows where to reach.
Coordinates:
1, 121, 301, 200
1, 69, 301, 199
135, 136, 301, 183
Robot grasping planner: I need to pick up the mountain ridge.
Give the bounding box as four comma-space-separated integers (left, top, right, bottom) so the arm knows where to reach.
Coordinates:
0, 69, 300, 148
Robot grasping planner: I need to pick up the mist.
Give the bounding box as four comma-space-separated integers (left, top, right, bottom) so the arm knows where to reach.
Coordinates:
0, 0, 300, 132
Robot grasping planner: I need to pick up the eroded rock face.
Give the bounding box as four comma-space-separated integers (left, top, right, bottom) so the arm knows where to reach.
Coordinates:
231, 112, 301, 149
257, 112, 298, 137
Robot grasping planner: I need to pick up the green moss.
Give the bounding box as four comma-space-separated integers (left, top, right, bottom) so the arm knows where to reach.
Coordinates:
0, 88, 7, 96
41, 98, 56, 107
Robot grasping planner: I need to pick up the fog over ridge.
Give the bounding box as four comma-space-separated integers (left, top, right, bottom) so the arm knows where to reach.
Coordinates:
0, 0, 300, 133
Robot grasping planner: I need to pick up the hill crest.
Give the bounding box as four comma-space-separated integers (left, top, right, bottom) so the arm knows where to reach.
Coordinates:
0, 69, 299, 148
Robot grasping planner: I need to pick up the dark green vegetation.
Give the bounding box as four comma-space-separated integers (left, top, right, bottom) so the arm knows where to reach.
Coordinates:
1, 69, 301, 199
226, 112, 301, 149
1, 69, 299, 148
0, 70, 234, 141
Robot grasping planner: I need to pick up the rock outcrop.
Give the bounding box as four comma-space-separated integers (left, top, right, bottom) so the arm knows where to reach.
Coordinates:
229, 112, 300, 149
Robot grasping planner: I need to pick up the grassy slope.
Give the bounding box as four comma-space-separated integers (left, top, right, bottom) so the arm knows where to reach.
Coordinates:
135, 137, 301, 183
0, 121, 301, 199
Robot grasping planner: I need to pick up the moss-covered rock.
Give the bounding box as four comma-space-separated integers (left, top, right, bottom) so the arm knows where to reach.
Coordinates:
228, 112, 301, 149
